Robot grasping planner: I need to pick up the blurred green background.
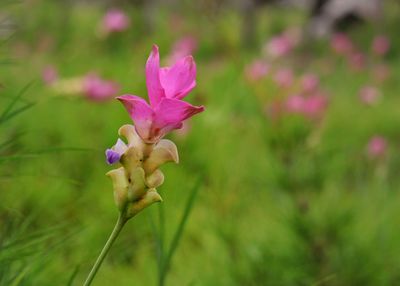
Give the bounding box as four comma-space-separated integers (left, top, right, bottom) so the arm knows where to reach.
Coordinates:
1, 0, 400, 285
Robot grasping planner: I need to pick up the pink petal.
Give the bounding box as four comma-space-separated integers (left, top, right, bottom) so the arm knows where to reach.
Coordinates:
151, 98, 204, 141
117, 95, 155, 141
146, 45, 165, 107
159, 56, 196, 100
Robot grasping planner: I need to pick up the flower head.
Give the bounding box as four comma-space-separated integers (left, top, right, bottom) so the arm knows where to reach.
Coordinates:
285, 93, 328, 120
264, 34, 294, 59
331, 33, 354, 55
359, 86, 381, 106
118, 45, 204, 143
83, 73, 120, 102
372, 35, 390, 56
42, 65, 58, 85
166, 36, 198, 65
245, 60, 270, 82
367, 136, 387, 159
102, 9, 130, 34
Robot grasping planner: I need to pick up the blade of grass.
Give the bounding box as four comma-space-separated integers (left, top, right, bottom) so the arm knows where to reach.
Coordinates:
159, 178, 202, 286
0, 102, 35, 125
66, 265, 80, 286
0, 81, 34, 122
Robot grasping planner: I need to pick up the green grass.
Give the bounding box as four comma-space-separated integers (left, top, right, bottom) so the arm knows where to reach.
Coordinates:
1, 1, 400, 285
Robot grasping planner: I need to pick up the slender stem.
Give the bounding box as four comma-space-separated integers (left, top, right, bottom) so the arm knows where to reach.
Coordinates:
83, 213, 127, 286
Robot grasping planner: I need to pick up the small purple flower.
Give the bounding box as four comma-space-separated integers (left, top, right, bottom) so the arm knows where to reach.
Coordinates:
105, 139, 128, 165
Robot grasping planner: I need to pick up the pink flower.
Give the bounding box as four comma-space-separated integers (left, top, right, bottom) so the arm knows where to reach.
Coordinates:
102, 9, 130, 33
264, 34, 294, 59
372, 35, 390, 56
83, 73, 120, 102
285, 94, 305, 113
166, 36, 198, 65
359, 86, 381, 106
273, 68, 293, 88
302, 94, 328, 119
331, 33, 354, 55
285, 93, 328, 120
245, 60, 270, 81
118, 45, 204, 143
42, 65, 58, 85
367, 136, 387, 158
300, 73, 319, 93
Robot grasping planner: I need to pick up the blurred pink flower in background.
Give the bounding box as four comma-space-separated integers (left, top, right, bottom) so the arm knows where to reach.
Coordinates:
302, 94, 329, 120
166, 36, 198, 65
83, 73, 120, 101
118, 45, 204, 143
348, 52, 366, 71
285, 94, 305, 113
300, 73, 319, 93
359, 86, 381, 106
273, 68, 293, 88
367, 136, 387, 158
264, 34, 294, 59
372, 35, 390, 56
285, 93, 328, 120
102, 9, 130, 34
245, 60, 270, 81
42, 65, 58, 85
331, 33, 354, 55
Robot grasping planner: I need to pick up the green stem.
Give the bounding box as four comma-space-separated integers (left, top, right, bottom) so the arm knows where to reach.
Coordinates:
83, 213, 127, 286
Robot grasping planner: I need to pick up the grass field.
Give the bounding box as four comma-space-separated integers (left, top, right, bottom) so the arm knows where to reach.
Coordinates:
2, 1, 400, 285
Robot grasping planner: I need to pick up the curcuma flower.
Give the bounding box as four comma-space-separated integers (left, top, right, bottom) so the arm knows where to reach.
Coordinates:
105, 44, 204, 217
118, 45, 204, 144
84, 45, 204, 286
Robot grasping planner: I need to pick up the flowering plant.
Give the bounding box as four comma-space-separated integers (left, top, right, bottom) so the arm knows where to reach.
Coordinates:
84, 45, 204, 286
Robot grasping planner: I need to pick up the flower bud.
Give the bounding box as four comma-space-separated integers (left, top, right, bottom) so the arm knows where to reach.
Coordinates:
106, 167, 129, 210
146, 169, 165, 188
142, 139, 179, 174
127, 189, 162, 217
